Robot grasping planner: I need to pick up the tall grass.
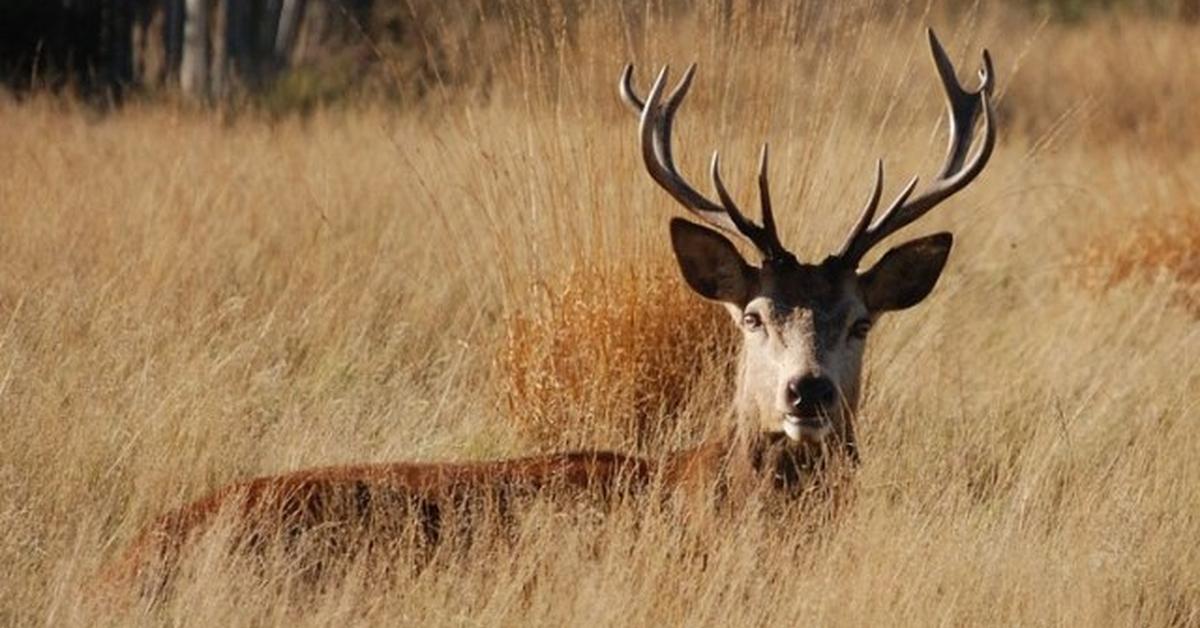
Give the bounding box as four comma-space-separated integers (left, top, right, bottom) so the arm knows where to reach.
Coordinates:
497, 262, 733, 450
1077, 202, 1200, 316
0, 1, 1197, 625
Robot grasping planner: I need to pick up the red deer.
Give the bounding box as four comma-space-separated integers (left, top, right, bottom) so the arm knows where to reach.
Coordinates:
105, 29, 994, 595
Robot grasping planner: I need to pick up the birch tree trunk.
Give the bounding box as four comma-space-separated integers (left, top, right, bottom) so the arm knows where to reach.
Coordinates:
180, 0, 208, 100
274, 0, 306, 64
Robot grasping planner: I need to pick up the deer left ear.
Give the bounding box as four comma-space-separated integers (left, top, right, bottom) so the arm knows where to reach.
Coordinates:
858, 232, 953, 314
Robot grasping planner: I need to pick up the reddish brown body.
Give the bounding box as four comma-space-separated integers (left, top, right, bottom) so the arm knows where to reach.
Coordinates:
109, 450, 652, 589
105, 432, 824, 595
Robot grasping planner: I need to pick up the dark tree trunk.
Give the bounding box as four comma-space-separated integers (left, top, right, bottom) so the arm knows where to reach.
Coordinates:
99, 0, 134, 103
163, 0, 184, 82
1182, 0, 1200, 22
257, 0, 284, 80
210, 0, 228, 98
225, 0, 252, 88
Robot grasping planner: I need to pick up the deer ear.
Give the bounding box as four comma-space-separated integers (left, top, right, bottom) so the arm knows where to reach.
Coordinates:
859, 232, 953, 313
669, 218, 755, 306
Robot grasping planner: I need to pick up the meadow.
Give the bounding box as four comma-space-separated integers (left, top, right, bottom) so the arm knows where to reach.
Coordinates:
0, 2, 1197, 625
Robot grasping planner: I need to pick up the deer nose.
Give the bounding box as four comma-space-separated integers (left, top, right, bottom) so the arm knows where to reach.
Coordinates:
786, 375, 836, 414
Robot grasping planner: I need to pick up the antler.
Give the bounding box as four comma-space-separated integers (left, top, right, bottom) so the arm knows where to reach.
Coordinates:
836, 29, 996, 269
619, 64, 790, 262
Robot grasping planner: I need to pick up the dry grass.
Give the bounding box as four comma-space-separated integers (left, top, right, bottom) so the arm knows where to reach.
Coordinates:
497, 262, 732, 450
1077, 203, 1200, 316
1, 1, 1199, 626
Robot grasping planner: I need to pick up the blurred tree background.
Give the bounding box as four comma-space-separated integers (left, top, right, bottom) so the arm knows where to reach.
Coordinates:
2, 0, 376, 107
1, 0, 1197, 111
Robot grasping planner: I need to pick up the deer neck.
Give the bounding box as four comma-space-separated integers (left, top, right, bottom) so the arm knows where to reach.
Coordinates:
662, 426, 829, 501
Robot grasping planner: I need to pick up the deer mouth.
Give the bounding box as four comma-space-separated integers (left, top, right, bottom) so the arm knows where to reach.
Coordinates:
781, 413, 830, 441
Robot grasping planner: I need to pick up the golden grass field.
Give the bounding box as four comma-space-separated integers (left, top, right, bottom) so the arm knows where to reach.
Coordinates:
1, 2, 1198, 625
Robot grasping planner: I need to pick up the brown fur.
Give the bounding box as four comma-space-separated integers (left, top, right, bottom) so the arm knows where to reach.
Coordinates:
105, 432, 828, 596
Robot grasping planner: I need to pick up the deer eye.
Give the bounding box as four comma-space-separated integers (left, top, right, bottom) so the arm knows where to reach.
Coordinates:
742, 311, 764, 331
849, 318, 872, 340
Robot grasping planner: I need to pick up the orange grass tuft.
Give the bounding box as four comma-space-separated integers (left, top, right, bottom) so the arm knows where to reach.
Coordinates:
496, 260, 734, 451
1077, 204, 1200, 316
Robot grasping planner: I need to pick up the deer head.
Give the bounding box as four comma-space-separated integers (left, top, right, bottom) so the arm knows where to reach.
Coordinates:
620, 30, 995, 459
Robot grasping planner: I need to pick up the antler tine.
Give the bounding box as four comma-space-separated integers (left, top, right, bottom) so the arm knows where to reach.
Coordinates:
634, 66, 737, 233
927, 29, 993, 178
839, 29, 996, 268
620, 62, 701, 118
757, 144, 787, 258
621, 63, 789, 261
653, 64, 698, 181
618, 64, 644, 112
710, 149, 790, 261
869, 91, 993, 249
709, 152, 757, 237
836, 159, 884, 259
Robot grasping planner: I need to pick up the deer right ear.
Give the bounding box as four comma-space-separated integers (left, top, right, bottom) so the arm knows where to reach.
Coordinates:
858, 232, 953, 314
669, 218, 755, 306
